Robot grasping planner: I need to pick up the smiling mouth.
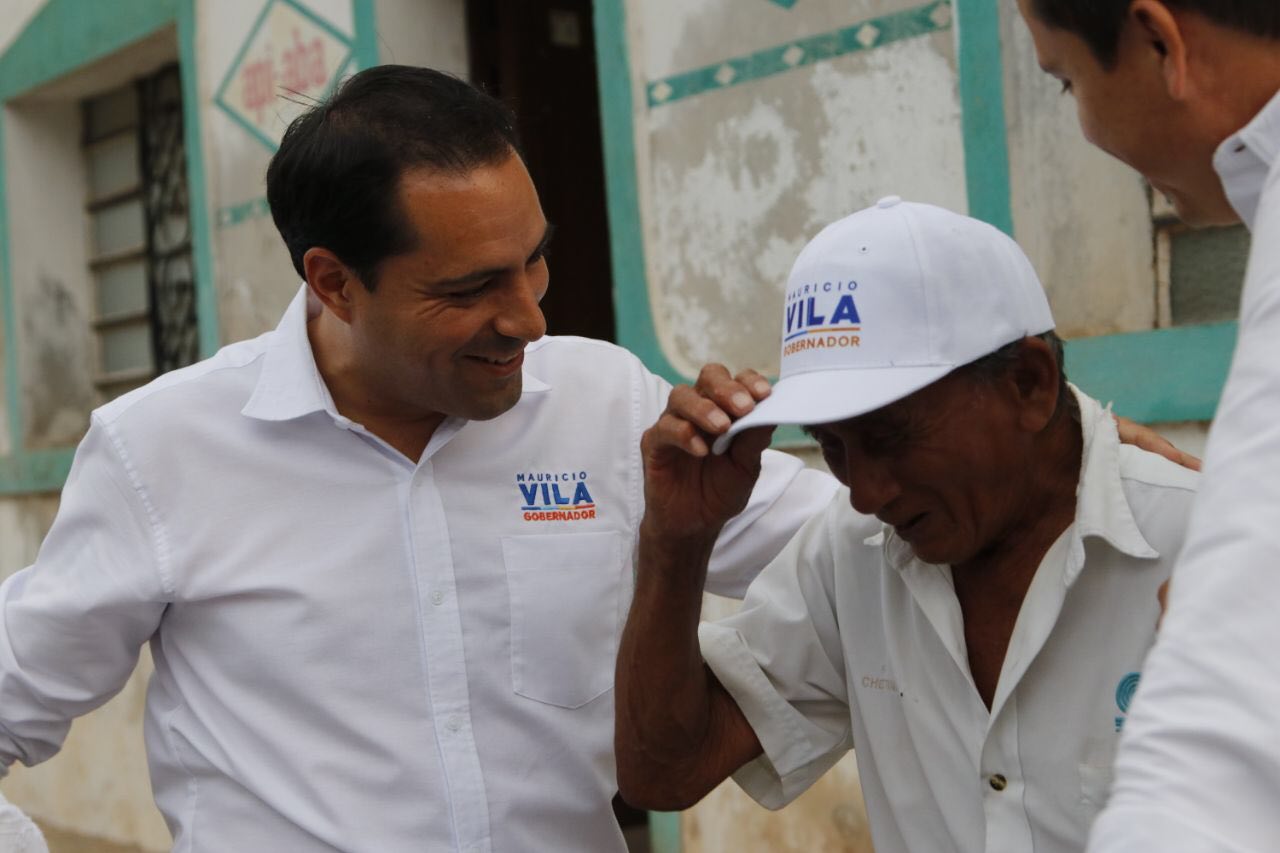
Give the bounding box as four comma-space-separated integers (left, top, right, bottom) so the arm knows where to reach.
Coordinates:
473, 353, 521, 366
466, 349, 525, 376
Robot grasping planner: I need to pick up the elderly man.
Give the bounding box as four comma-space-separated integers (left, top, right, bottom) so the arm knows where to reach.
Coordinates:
0, 66, 838, 852
615, 199, 1198, 853
1013, 3, 1280, 849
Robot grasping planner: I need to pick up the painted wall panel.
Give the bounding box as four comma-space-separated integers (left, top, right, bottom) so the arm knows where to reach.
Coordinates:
5, 101, 99, 450
372, 0, 469, 74
1000, 0, 1156, 339
628, 0, 965, 377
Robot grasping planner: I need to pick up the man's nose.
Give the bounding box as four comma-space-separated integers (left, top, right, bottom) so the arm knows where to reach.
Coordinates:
495, 272, 547, 342
845, 457, 901, 517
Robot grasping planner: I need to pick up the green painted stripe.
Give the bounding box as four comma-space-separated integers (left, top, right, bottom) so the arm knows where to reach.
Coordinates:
955, 0, 1013, 235
648, 811, 682, 853
352, 0, 381, 68
0, 0, 177, 100
593, 0, 685, 386
0, 448, 76, 496
178, 0, 221, 359
0, 114, 20, 453
1066, 322, 1236, 423
217, 196, 273, 229
646, 1, 952, 108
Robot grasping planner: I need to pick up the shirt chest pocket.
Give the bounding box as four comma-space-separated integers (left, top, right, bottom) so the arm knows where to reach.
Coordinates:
502, 531, 625, 709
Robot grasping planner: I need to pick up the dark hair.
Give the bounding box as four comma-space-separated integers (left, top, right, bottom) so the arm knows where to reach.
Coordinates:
1031, 0, 1280, 67
962, 331, 1080, 424
266, 65, 522, 289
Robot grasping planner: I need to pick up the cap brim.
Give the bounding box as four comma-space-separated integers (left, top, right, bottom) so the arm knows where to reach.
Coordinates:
711, 364, 955, 455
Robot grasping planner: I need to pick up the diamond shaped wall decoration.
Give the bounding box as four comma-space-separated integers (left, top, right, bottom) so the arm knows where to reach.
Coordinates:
214, 0, 355, 152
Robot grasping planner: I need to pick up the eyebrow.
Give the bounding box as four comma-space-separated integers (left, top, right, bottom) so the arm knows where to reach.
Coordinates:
429, 222, 556, 289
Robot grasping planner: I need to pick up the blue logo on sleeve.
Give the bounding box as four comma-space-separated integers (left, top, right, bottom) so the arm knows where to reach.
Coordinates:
1114, 672, 1140, 731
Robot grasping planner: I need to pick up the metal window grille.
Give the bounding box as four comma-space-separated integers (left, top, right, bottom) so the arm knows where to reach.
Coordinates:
1152, 188, 1249, 328
84, 63, 197, 395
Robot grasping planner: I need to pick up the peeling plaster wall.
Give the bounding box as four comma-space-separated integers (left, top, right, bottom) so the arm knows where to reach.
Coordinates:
1000, 0, 1155, 339
634, 0, 966, 377
201, 0, 359, 343
5, 100, 99, 450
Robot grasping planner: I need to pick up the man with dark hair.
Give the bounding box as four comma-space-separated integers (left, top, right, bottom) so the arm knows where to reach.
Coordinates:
0, 65, 838, 851
1015, 2, 1280, 849
614, 200, 1198, 853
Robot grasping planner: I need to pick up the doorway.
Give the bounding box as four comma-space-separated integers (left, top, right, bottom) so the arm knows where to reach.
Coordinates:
468, 0, 617, 343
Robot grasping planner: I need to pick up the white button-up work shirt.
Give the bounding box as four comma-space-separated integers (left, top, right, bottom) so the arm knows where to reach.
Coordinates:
0, 287, 837, 853
1089, 89, 1280, 852
701, 390, 1197, 853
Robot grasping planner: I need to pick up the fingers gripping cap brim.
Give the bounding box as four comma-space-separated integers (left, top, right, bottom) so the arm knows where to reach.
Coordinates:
710, 363, 955, 455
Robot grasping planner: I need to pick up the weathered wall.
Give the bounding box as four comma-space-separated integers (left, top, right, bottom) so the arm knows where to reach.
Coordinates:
1000, 0, 1155, 338
5, 99, 99, 450
630, 0, 966, 377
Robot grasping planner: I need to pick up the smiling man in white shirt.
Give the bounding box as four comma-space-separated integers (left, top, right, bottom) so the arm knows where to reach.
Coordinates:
1014, 3, 1280, 849
614, 199, 1199, 853
0, 66, 839, 852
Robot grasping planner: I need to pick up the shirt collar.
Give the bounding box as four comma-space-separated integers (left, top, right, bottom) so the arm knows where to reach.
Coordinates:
242, 284, 552, 423
876, 384, 1159, 576
1214, 87, 1280, 230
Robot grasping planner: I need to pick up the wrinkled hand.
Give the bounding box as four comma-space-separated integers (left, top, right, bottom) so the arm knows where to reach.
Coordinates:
641, 365, 777, 540
1114, 416, 1202, 472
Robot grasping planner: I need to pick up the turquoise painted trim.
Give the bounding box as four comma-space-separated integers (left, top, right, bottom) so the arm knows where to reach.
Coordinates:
0, 449, 76, 496
217, 196, 272, 228
647, 1, 952, 108
0, 0, 177, 100
351, 0, 380, 68
0, 115, 20, 454
648, 811, 682, 853
593, 0, 683, 385
768, 0, 799, 8
955, 0, 1013, 235
0, 0, 222, 493
1066, 323, 1237, 423
178, 0, 221, 358
212, 0, 357, 154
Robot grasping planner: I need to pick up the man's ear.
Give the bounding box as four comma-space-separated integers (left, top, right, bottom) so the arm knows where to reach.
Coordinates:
1011, 337, 1061, 433
304, 248, 360, 325
1130, 0, 1191, 100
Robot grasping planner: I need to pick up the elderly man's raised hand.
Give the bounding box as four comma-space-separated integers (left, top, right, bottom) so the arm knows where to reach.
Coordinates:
640, 364, 777, 540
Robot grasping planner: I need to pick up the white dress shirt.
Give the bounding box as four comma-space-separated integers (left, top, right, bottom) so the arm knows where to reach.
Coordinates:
1088, 89, 1280, 852
701, 390, 1197, 853
0, 790, 47, 853
0, 286, 837, 853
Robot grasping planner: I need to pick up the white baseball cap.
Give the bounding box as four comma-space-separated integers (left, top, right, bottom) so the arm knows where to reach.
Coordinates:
713, 196, 1055, 454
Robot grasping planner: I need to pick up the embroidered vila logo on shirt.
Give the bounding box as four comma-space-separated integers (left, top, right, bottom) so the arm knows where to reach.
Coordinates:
1114, 671, 1140, 731
516, 471, 597, 522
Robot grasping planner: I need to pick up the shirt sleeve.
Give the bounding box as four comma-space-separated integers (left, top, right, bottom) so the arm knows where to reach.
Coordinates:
699, 498, 853, 809
0, 416, 169, 773
0, 790, 48, 853
1089, 162, 1280, 851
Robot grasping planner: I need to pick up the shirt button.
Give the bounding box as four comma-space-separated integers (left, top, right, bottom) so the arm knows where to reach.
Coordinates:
989, 773, 1008, 792
431, 590, 445, 606
446, 716, 462, 733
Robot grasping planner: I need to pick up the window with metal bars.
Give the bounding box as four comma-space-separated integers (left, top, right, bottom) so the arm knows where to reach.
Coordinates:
83, 63, 198, 397
1151, 189, 1250, 328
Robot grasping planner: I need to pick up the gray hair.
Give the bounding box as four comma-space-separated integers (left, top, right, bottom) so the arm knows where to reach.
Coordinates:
959, 331, 1079, 424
